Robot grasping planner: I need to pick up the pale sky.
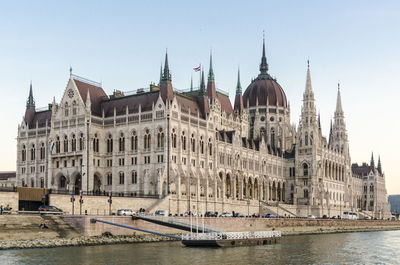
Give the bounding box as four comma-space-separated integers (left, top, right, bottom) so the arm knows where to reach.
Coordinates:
0, 1, 399, 194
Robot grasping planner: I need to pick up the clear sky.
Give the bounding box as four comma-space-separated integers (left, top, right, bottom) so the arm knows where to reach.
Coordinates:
0, 1, 399, 194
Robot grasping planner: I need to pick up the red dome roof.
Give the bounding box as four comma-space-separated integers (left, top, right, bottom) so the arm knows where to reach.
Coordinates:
243, 76, 287, 108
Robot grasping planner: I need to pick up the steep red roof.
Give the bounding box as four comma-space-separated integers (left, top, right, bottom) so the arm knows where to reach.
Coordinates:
101, 91, 160, 117
25, 110, 51, 129
217, 93, 233, 115
243, 77, 287, 108
73, 78, 108, 116
0, 172, 16, 180
176, 94, 200, 117
352, 166, 374, 176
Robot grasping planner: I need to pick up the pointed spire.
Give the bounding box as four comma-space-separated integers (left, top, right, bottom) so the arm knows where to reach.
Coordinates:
236, 68, 242, 94
200, 69, 205, 95
26, 81, 35, 110
162, 50, 171, 81
336, 83, 343, 113
328, 118, 333, 146
305, 60, 313, 93
377, 155, 382, 173
259, 33, 269, 74
370, 152, 375, 167
190, 75, 193, 91
318, 112, 321, 129
69, 66, 73, 76
208, 51, 214, 82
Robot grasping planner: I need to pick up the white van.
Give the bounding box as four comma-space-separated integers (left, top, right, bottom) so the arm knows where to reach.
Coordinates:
343, 211, 358, 220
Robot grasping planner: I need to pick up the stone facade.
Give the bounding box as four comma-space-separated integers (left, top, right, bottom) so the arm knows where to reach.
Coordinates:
16, 41, 391, 218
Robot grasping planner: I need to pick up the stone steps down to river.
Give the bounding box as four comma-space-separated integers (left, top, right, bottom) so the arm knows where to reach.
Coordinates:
0, 215, 80, 241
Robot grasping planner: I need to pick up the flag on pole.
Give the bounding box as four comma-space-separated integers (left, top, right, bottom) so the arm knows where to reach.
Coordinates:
193, 66, 201, 72
49, 139, 55, 155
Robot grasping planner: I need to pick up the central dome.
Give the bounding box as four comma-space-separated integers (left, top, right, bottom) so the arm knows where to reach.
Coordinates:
243, 40, 287, 108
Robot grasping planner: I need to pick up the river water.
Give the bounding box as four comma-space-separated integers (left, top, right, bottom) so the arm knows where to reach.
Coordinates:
1, 230, 399, 264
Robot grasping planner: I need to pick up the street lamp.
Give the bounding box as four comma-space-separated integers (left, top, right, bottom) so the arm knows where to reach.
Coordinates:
79, 190, 84, 215
108, 192, 112, 215
70, 193, 75, 215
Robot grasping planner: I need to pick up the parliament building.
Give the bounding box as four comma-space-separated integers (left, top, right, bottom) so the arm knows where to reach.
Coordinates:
16, 40, 392, 218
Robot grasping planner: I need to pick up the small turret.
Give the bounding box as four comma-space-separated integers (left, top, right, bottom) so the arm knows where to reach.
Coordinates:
26, 82, 35, 110
377, 155, 382, 174
234, 68, 244, 114
160, 51, 174, 103
370, 152, 375, 167
207, 52, 217, 101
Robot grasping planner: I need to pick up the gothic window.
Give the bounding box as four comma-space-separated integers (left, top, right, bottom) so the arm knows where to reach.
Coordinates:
30, 144, 35, 160
144, 129, 151, 150
157, 128, 164, 148
260, 127, 266, 137
40, 178, 44, 188
191, 134, 196, 153
199, 136, 204, 154
40, 143, 45, 160
131, 131, 138, 151
305, 132, 308, 146
31, 178, 34, 188
171, 129, 177, 148
107, 173, 112, 185
71, 134, 76, 152
119, 172, 125, 185
64, 102, 69, 117
60, 176, 66, 188
119, 132, 125, 152
131, 171, 137, 184
208, 138, 212, 156
79, 133, 84, 151
72, 100, 77, 115
303, 163, 309, 177
22, 145, 26, 161
63, 135, 68, 152
304, 189, 309, 198
310, 132, 313, 145
181, 131, 186, 151
270, 128, 275, 147
370, 184, 374, 192
93, 134, 99, 153
107, 134, 113, 153
56, 136, 60, 153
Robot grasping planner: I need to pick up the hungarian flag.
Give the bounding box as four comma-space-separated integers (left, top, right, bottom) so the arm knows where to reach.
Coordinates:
49, 139, 55, 155
193, 66, 201, 72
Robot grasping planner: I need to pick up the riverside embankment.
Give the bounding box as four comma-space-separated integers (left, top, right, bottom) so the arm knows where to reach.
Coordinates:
1, 215, 400, 250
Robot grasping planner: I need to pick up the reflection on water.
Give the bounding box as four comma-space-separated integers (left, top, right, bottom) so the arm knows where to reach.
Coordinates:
1, 230, 399, 265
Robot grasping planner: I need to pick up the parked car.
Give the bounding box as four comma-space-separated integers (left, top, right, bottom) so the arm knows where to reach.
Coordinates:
38, 205, 63, 212
219, 212, 233, 217
117, 209, 134, 216
205, 211, 217, 217
265, 213, 276, 218
307, 215, 316, 219
233, 212, 245, 218
155, 210, 166, 216
322, 215, 329, 219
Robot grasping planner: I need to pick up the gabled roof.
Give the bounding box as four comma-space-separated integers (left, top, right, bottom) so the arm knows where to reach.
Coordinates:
0, 172, 16, 180
352, 165, 374, 176
73, 78, 108, 116
101, 91, 159, 117
217, 93, 234, 115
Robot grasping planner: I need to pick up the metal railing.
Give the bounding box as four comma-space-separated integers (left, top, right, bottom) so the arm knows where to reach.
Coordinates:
48, 189, 159, 198
181, 231, 281, 241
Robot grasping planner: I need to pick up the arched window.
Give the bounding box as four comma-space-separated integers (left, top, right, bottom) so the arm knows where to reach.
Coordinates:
60, 176, 66, 188
64, 135, 68, 152
131, 171, 137, 184
199, 136, 204, 154
304, 189, 309, 198
71, 134, 76, 152
107, 134, 113, 153
208, 138, 212, 156
303, 163, 309, 177
64, 102, 69, 117
191, 133, 196, 153
40, 143, 45, 160
270, 128, 275, 147
107, 173, 112, 185
30, 144, 35, 160
310, 132, 313, 145
72, 100, 77, 115
144, 129, 151, 150
93, 133, 99, 153
40, 178, 44, 188
131, 131, 138, 151
370, 184, 374, 192
79, 133, 84, 151
181, 131, 186, 151
305, 132, 308, 146
119, 132, 125, 152
157, 128, 164, 148
119, 172, 125, 185
56, 136, 60, 153
31, 178, 35, 188
22, 145, 26, 161
171, 129, 177, 148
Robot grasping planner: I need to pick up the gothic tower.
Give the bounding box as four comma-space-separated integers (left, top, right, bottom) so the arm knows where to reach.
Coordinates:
330, 84, 349, 157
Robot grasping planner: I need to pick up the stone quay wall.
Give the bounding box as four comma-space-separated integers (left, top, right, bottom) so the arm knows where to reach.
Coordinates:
64, 215, 400, 237
0, 191, 18, 212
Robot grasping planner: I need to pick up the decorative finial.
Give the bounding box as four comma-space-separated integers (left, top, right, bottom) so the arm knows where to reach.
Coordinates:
338, 82, 340, 90
307, 59, 310, 68
70, 66, 72, 76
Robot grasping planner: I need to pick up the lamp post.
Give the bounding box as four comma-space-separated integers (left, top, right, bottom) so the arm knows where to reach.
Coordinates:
108, 192, 112, 215
70, 193, 75, 215
79, 190, 83, 215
